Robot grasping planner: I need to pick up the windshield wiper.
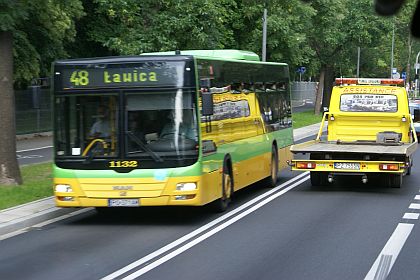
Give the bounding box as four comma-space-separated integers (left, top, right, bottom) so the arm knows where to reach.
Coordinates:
127, 131, 163, 162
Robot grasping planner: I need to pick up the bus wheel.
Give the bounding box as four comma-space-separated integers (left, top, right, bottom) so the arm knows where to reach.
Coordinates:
212, 165, 233, 213
265, 146, 279, 188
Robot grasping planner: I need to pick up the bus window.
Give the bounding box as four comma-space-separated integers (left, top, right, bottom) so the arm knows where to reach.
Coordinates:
55, 95, 118, 158
125, 91, 198, 159
256, 82, 292, 131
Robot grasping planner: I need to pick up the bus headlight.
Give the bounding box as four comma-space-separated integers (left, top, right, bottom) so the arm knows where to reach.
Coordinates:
55, 184, 73, 193
176, 183, 197, 191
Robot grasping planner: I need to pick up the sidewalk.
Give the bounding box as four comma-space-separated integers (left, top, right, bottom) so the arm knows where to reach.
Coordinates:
16, 132, 52, 151
0, 124, 321, 238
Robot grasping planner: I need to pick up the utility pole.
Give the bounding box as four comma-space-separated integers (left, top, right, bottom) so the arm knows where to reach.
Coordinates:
415, 51, 420, 97
357, 47, 360, 78
262, 5, 267, 62
390, 21, 395, 78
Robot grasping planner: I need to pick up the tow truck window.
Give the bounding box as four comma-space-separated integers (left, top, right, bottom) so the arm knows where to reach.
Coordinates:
340, 94, 398, 112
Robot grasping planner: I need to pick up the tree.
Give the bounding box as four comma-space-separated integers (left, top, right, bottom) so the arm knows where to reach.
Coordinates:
83, 0, 237, 54
0, 1, 27, 185
0, 0, 83, 185
304, 0, 393, 113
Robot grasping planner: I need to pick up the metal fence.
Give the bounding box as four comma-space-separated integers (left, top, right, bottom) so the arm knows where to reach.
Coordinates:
15, 87, 52, 135
290, 81, 318, 108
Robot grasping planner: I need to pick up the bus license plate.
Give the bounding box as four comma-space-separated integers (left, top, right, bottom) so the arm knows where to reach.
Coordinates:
334, 162, 361, 170
108, 199, 139, 207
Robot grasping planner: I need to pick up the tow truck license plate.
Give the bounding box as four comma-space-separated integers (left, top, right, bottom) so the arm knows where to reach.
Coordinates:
108, 199, 139, 207
334, 162, 361, 170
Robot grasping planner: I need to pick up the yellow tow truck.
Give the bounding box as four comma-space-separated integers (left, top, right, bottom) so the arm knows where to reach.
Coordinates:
290, 78, 417, 188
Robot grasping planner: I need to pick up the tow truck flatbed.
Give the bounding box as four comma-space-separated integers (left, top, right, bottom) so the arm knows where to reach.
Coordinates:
291, 139, 417, 156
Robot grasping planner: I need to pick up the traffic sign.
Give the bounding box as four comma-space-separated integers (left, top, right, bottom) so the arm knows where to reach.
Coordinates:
402, 72, 407, 79
296, 66, 306, 74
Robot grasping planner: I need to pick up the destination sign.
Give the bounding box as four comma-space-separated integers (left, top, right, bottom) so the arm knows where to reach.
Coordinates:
58, 61, 187, 89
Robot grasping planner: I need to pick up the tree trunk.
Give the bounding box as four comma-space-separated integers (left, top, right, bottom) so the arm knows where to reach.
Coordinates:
0, 31, 22, 185
322, 65, 335, 108
314, 69, 325, 115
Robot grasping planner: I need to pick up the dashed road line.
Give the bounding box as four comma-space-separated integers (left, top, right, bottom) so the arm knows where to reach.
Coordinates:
408, 203, 420, 210
367, 192, 420, 279
402, 213, 419, 220
365, 223, 414, 280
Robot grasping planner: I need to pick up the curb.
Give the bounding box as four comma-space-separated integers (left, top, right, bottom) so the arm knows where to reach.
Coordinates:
0, 206, 78, 237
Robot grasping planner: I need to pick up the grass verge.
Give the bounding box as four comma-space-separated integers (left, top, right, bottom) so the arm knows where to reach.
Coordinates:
292, 110, 323, 128
0, 163, 52, 210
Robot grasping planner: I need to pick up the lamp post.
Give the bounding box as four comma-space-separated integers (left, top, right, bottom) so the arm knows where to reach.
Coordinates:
262, 4, 267, 62
390, 21, 395, 78
415, 51, 420, 97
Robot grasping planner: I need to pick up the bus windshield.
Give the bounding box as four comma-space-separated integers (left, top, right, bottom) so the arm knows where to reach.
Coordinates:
54, 90, 199, 169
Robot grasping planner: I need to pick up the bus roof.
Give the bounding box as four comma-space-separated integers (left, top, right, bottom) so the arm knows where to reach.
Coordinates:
141, 49, 261, 62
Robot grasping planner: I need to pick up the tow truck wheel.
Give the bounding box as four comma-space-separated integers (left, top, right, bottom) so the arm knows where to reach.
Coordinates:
406, 158, 412, 175
389, 174, 402, 188
310, 172, 328, 186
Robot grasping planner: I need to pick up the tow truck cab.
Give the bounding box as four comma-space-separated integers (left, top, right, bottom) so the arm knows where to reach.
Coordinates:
327, 78, 412, 143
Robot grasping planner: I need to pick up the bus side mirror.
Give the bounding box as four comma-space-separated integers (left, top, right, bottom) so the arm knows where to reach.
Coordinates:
202, 91, 214, 116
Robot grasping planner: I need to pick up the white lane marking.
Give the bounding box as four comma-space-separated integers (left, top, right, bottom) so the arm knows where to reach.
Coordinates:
32, 208, 92, 228
402, 213, 419, 220
364, 223, 414, 280
17, 146, 52, 153
415, 195, 420, 200
0, 208, 91, 241
17, 154, 44, 159
0, 229, 29, 241
101, 172, 309, 280
408, 203, 420, 210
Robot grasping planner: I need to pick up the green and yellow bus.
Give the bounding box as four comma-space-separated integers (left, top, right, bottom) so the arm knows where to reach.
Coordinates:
52, 49, 293, 212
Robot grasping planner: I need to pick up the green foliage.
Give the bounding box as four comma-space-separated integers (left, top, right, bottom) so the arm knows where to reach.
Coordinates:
87, 0, 237, 54
2, 0, 420, 87
0, 1, 28, 31
0, 0, 84, 87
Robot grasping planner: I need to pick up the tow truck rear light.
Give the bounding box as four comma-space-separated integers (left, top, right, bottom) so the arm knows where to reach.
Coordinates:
296, 162, 316, 169
379, 163, 399, 171
335, 78, 404, 86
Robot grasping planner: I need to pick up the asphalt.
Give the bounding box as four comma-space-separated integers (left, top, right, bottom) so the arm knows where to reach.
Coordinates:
0, 123, 321, 238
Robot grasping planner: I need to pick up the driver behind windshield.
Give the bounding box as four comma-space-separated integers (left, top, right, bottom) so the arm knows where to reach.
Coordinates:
90, 105, 111, 138
160, 110, 197, 141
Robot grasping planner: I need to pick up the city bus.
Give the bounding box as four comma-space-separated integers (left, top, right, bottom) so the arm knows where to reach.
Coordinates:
52, 49, 293, 212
